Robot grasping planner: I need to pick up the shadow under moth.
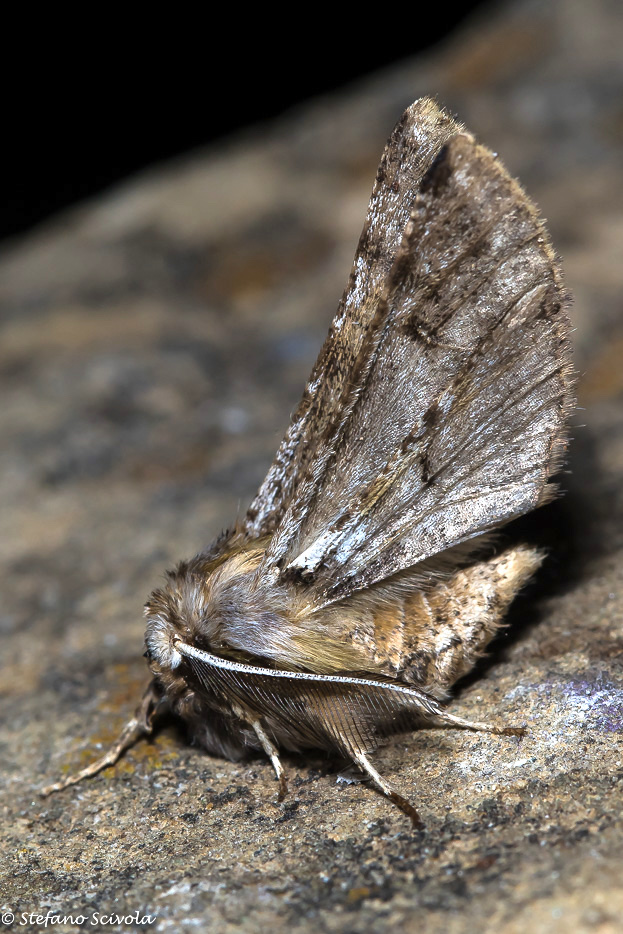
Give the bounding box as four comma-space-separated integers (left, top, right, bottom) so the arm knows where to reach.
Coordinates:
43, 98, 574, 825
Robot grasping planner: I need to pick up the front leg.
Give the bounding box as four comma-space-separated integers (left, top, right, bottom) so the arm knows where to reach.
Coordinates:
41, 679, 165, 796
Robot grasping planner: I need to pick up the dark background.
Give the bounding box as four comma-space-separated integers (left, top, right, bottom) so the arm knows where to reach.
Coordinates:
4, 3, 487, 244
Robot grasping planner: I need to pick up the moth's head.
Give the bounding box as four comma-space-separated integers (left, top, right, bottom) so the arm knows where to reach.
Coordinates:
145, 587, 186, 674
143, 564, 205, 674
143, 545, 268, 676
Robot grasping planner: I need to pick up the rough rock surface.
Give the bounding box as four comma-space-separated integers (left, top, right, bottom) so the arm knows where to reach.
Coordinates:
2, 1, 622, 931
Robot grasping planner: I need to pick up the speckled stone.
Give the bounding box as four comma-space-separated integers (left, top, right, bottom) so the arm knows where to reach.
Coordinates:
2, 1, 623, 932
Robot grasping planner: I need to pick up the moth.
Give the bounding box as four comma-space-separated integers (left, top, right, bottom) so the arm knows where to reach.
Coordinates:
43, 99, 574, 825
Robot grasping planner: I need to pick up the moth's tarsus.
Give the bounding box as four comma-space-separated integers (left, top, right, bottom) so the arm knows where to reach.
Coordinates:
352, 749, 423, 828
388, 792, 424, 830
435, 709, 527, 737
277, 773, 288, 803
41, 682, 162, 798
249, 717, 289, 802
47, 98, 573, 824
499, 726, 528, 738
40, 717, 146, 797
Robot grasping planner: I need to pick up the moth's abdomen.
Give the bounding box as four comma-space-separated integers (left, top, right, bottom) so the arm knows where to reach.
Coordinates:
346, 545, 542, 697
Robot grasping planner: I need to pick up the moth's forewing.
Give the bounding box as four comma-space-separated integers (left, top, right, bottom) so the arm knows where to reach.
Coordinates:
255, 120, 573, 606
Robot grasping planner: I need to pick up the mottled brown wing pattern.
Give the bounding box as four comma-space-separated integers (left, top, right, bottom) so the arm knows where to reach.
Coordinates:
261, 130, 572, 604
244, 99, 461, 539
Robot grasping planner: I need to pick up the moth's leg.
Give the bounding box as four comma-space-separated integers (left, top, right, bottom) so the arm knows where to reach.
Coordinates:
344, 706, 521, 828
41, 679, 164, 796
250, 719, 288, 801
426, 708, 526, 737
350, 749, 423, 828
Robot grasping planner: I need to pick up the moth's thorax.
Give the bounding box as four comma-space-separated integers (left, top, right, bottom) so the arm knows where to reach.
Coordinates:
142, 533, 383, 682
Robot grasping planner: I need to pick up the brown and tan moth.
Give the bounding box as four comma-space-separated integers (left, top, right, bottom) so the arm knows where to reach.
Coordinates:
43, 99, 574, 825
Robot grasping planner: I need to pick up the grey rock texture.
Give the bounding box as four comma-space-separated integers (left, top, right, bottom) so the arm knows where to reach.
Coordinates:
1, 1, 622, 931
